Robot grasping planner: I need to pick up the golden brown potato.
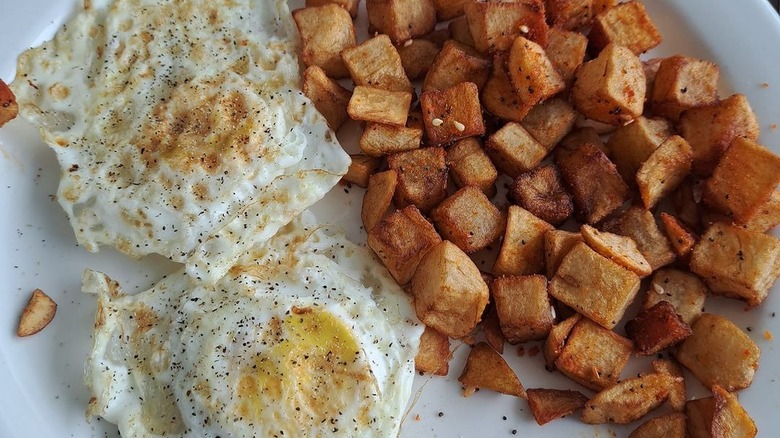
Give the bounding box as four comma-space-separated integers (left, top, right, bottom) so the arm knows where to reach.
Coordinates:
305, 0, 359, 18
17, 289, 57, 337
711, 385, 758, 438
397, 38, 440, 81
559, 126, 609, 156
607, 116, 673, 184
491, 275, 554, 344
458, 342, 526, 397
415, 325, 452, 376
446, 137, 498, 198
651, 55, 719, 121
448, 16, 476, 47
520, 98, 578, 151
659, 212, 697, 261
581, 224, 651, 277
347, 86, 411, 126
546, 0, 593, 31
543, 229, 583, 279
493, 205, 554, 276
1, 79, 19, 128
293, 5, 356, 78
359, 123, 422, 157
602, 206, 677, 271
430, 186, 505, 254
485, 122, 547, 178
387, 147, 448, 213
589, 1, 662, 55
652, 358, 686, 412
526, 388, 588, 425
581, 373, 676, 424
629, 412, 687, 438
342, 154, 381, 188
545, 27, 588, 86
341, 34, 413, 93
543, 313, 581, 370
745, 190, 780, 232
637, 135, 694, 209
644, 268, 707, 326
301, 65, 352, 131
481, 53, 532, 122
509, 165, 573, 227
686, 396, 716, 438
625, 301, 692, 356
366, 0, 437, 44
361, 170, 398, 233
464, 0, 548, 54
507, 36, 565, 108
420, 82, 485, 145
423, 40, 491, 92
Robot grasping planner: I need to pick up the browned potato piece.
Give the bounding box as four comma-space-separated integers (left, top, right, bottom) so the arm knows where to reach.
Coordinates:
676, 313, 760, 391
301, 65, 352, 131
423, 40, 491, 92
592, 0, 616, 14
347, 86, 411, 126
509, 165, 573, 226
491, 275, 554, 344
546, 0, 592, 31
521, 98, 578, 151
293, 5, 356, 78
464, 0, 548, 54
446, 137, 498, 198
507, 36, 565, 108
607, 116, 673, 184
406, 108, 424, 130
581, 373, 675, 424
629, 412, 687, 438
679, 94, 760, 176
672, 179, 702, 230
305, 0, 359, 18
555, 317, 633, 390
686, 396, 716, 438
432, 0, 470, 21
580, 224, 651, 277
387, 147, 448, 213
645, 268, 707, 326
745, 190, 780, 232
397, 39, 440, 81
493, 205, 554, 276
659, 213, 697, 260
589, 1, 661, 55
526, 388, 588, 425
360, 123, 422, 157
544, 229, 582, 279
459, 342, 526, 397
430, 186, 505, 253
602, 206, 677, 271
637, 135, 694, 209
485, 122, 547, 178
367, 205, 442, 284
559, 127, 608, 156
448, 16, 476, 47
481, 53, 532, 122
550, 242, 640, 329
704, 137, 780, 224
415, 326, 452, 376
572, 43, 645, 125
411, 241, 490, 338
362, 170, 398, 232
341, 35, 413, 93
625, 301, 692, 356
342, 154, 381, 188
543, 313, 581, 370
555, 142, 629, 224
545, 28, 588, 86
366, 0, 436, 44
711, 385, 758, 438
17, 289, 57, 337
652, 358, 686, 412
0, 80, 19, 127
689, 222, 780, 307
483, 305, 506, 354
420, 82, 485, 145
651, 55, 719, 121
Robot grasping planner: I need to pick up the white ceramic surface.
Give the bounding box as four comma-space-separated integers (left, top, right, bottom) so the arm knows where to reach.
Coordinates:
1, 1, 779, 436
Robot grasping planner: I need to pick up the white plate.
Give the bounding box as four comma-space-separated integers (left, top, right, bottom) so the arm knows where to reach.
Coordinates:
1, 1, 779, 436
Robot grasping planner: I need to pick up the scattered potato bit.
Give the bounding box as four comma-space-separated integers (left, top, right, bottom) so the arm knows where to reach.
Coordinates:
481, 53, 532, 122
415, 325, 452, 376
341, 34, 413, 92
366, 0, 436, 44
588, 1, 662, 55
360, 123, 422, 157
448, 16, 476, 47
509, 165, 573, 226
458, 342, 526, 398
520, 98, 577, 151
558, 127, 609, 157
482, 305, 506, 354
711, 384, 758, 438
644, 268, 707, 326
491, 275, 554, 344
397, 38, 440, 81
628, 412, 687, 438
652, 358, 687, 412
676, 313, 760, 391
637, 135, 693, 209
485, 121, 547, 178
545, 28, 588, 86
602, 206, 677, 271
625, 301, 692, 356
17, 289, 57, 337
607, 116, 673, 184
431, 186, 505, 254
546, 0, 593, 31
554, 317, 633, 391
411, 241, 489, 338
581, 224, 652, 277
703, 137, 780, 224
305, 0, 359, 18
431, 0, 470, 21
420, 82, 485, 145
543, 229, 583, 279
301, 65, 352, 131
493, 205, 554, 276
572, 43, 646, 125
446, 137, 498, 198
581, 373, 675, 424
686, 396, 716, 438
744, 190, 780, 232
678, 94, 760, 176
342, 154, 381, 188
293, 5, 356, 78
387, 147, 448, 213
0, 79, 20, 128
651, 54, 719, 121
361, 170, 398, 233
659, 212, 697, 260
463, 0, 548, 54
542, 313, 581, 371
367, 205, 442, 285
507, 36, 565, 108
526, 388, 589, 426
423, 40, 491, 92
690, 221, 780, 307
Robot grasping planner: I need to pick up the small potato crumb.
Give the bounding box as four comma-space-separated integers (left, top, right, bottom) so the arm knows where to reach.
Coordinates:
765, 330, 773, 341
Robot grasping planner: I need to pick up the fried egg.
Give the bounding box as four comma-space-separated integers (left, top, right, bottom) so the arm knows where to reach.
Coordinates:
84, 211, 422, 437
11, 0, 350, 284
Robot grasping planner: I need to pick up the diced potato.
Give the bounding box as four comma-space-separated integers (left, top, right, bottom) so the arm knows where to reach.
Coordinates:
581, 373, 676, 424
676, 313, 760, 391
629, 412, 687, 438
509, 165, 573, 226
341, 34, 413, 92
526, 388, 588, 426
430, 186, 505, 253
652, 358, 686, 412
545, 28, 588, 86
397, 38, 440, 80
589, 1, 662, 55
555, 317, 633, 390
387, 147, 448, 213
342, 154, 381, 188
366, 0, 436, 44
686, 397, 716, 438
458, 342, 526, 397
546, 0, 593, 31
572, 43, 646, 125
543, 313, 581, 370
420, 82, 485, 145
411, 241, 490, 338
448, 16, 476, 47
464, 0, 548, 54
507, 36, 565, 108
659, 213, 697, 260
580, 224, 651, 277
491, 275, 554, 344
423, 40, 491, 92
651, 55, 719, 121
305, 0, 359, 18
17, 289, 57, 337
446, 137, 498, 198
637, 135, 694, 209
544, 229, 583, 279
301, 65, 352, 131
367, 205, 442, 284
485, 122, 547, 178
432, 0, 470, 21
481, 53, 532, 122
625, 301, 692, 356
415, 325, 452, 376
559, 126, 608, 156
482, 305, 506, 354
361, 170, 398, 232
521, 98, 577, 151
493, 205, 554, 276
607, 116, 673, 184
293, 5, 356, 78
689, 222, 780, 307
711, 385, 758, 438
347, 86, 411, 126
644, 268, 707, 326
745, 190, 780, 232
360, 123, 422, 157
602, 206, 677, 271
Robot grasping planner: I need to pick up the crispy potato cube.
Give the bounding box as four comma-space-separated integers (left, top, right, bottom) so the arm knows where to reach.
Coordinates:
651, 55, 719, 121
704, 137, 780, 223
690, 222, 780, 307
493, 205, 554, 276
507, 36, 565, 108
555, 317, 633, 390
423, 40, 492, 92
420, 82, 485, 145
448, 16, 476, 47
360, 123, 422, 157
607, 116, 673, 183
546, 0, 592, 31
464, 0, 548, 54
415, 326, 452, 376
342, 154, 380, 188
432, 0, 470, 20
430, 186, 504, 253
305, 0, 359, 18
659, 213, 697, 260
492, 275, 554, 343
629, 412, 687, 438
745, 190, 780, 232
589, 1, 661, 55
645, 268, 707, 326
293, 5, 356, 78
637, 135, 694, 209
679, 94, 760, 176
483, 305, 506, 353
544, 229, 583, 279
459, 342, 526, 397
521, 98, 577, 151
686, 397, 716, 438
366, 0, 436, 44
555, 142, 629, 224
411, 241, 490, 338
485, 122, 547, 178
509, 165, 573, 226
387, 147, 448, 213
446, 137, 498, 198
711, 385, 758, 438
572, 43, 646, 125
543, 313, 581, 370
17, 289, 57, 337
367, 205, 442, 284
580, 224, 651, 277
550, 242, 640, 329
341, 34, 413, 92
348, 86, 411, 126
602, 206, 677, 271
1, 79, 19, 128
625, 301, 692, 356
559, 126, 608, 156
676, 313, 760, 391
302, 65, 352, 131
581, 373, 675, 424
362, 170, 398, 232
545, 28, 588, 86
651, 358, 687, 413
526, 388, 588, 426
397, 39, 440, 81
481, 54, 532, 122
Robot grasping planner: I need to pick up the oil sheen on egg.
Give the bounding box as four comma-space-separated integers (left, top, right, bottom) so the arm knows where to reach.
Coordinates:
10, 0, 350, 284
84, 211, 422, 437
